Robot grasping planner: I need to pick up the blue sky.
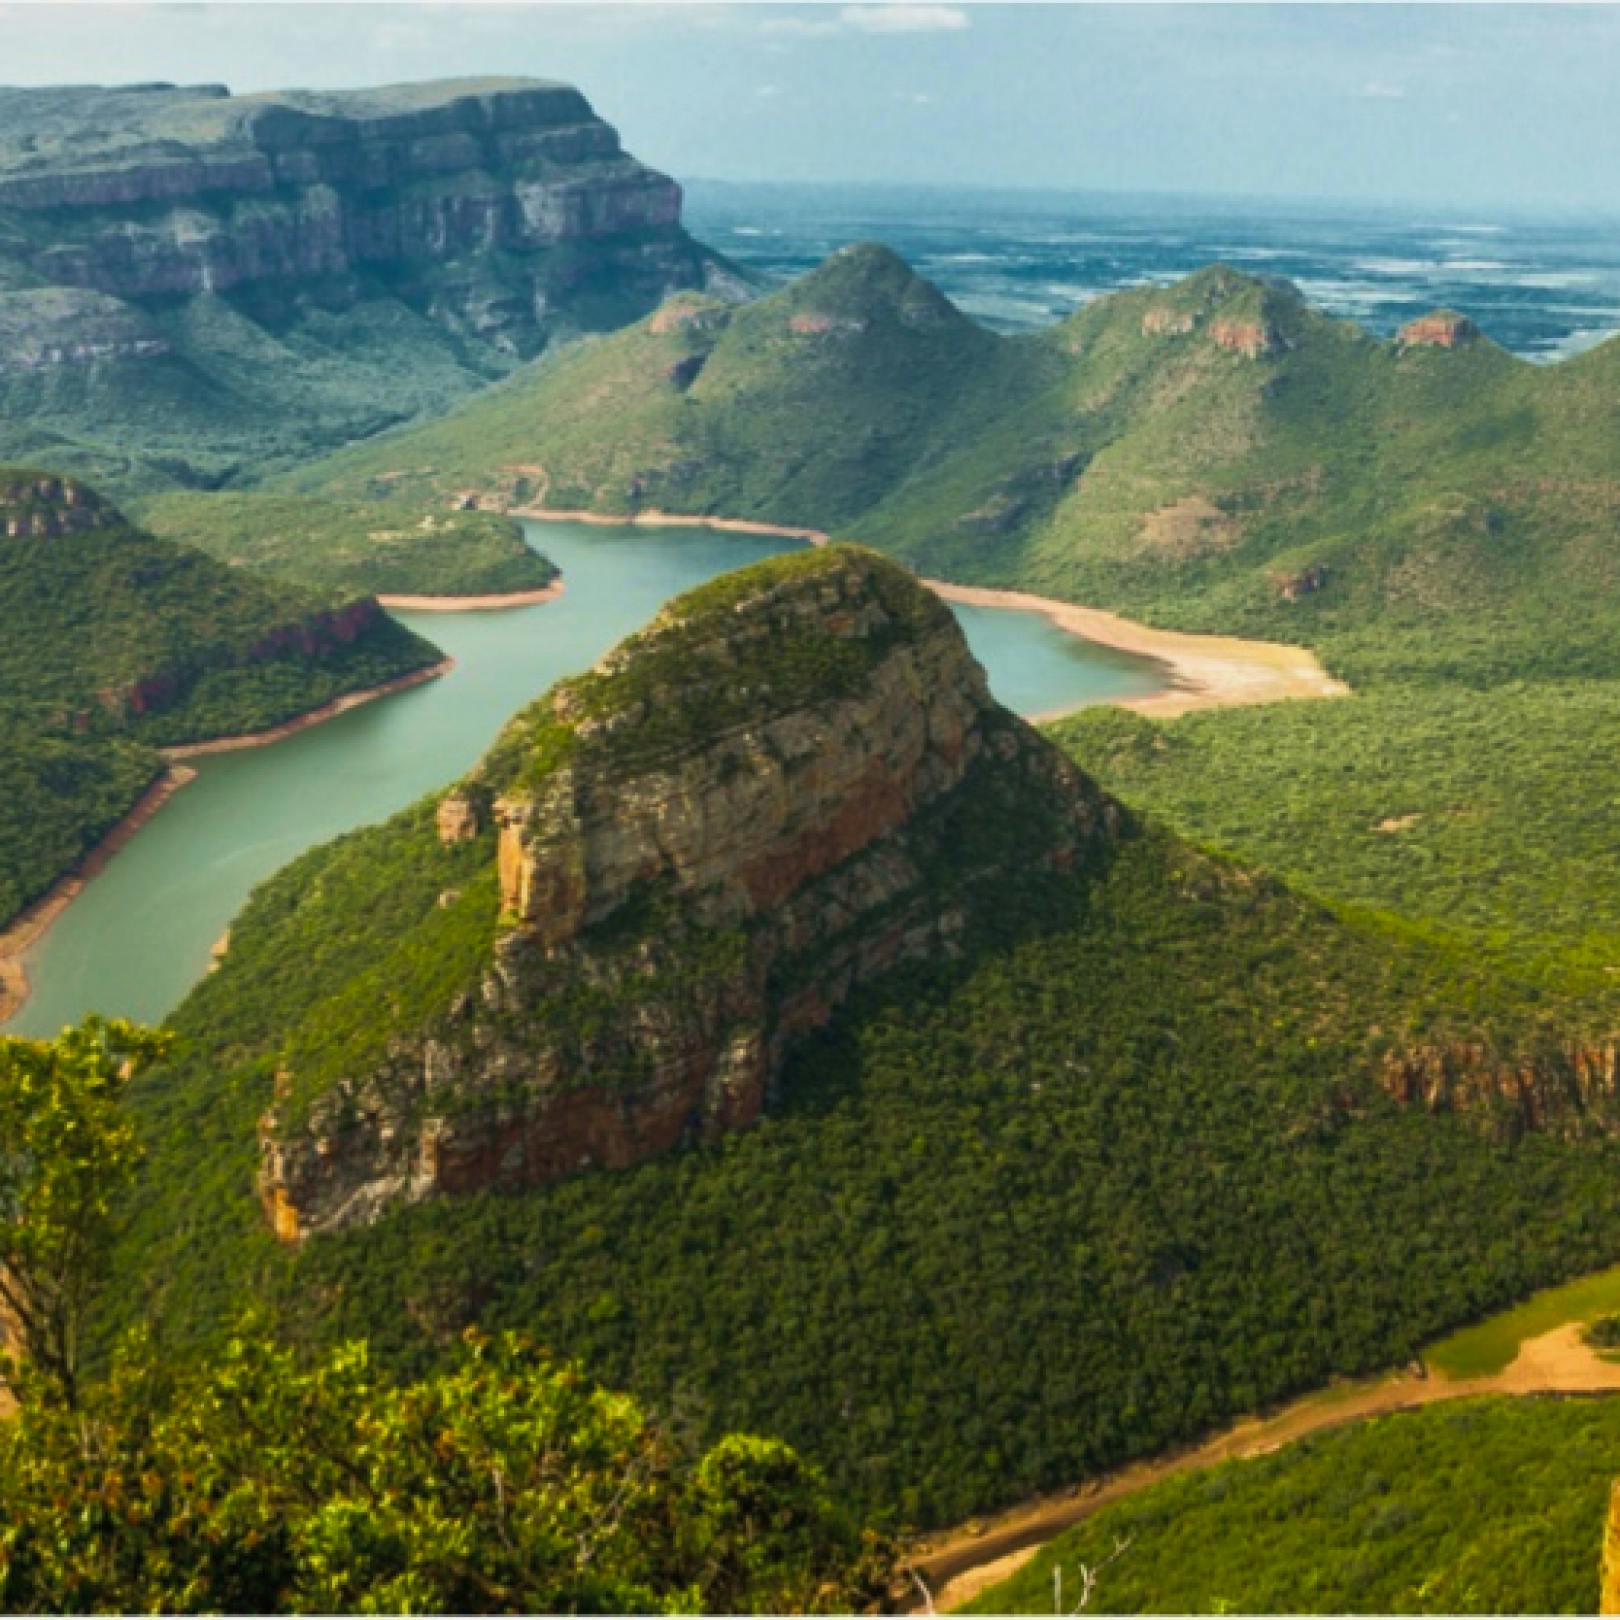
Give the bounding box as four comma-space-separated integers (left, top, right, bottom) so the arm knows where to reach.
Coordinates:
3, 4, 1619, 210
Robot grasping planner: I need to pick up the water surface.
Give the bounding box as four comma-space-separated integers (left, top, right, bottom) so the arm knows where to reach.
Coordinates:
6, 522, 1162, 1034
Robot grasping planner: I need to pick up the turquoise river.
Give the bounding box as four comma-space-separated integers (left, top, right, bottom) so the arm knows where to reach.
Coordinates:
4, 520, 1165, 1036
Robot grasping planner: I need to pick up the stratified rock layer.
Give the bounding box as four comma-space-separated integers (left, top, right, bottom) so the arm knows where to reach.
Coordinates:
0, 79, 748, 487
0, 78, 729, 359
257, 547, 1120, 1239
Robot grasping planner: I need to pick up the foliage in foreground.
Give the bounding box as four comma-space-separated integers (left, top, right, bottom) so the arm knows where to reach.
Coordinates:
0, 1329, 886, 1615
0, 1018, 171, 1407
967, 1396, 1620, 1615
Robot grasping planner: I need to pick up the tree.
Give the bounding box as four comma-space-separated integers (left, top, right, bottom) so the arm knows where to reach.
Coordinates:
0, 1018, 171, 1408
0, 1328, 890, 1614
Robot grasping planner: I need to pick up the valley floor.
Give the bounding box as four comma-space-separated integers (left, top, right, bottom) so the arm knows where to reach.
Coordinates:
921, 1320, 1620, 1611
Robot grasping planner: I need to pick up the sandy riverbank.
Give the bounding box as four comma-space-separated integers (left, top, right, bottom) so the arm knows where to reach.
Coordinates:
515, 507, 1347, 720
915, 1322, 1620, 1611
378, 581, 564, 612
513, 505, 830, 546
0, 765, 197, 1027
161, 658, 452, 761
923, 580, 1349, 721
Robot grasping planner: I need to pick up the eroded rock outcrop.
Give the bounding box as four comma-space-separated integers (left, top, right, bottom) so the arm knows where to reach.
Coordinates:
0, 471, 122, 538
1380, 1040, 1620, 1141
257, 547, 1121, 1239
1398, 311, 1480, 351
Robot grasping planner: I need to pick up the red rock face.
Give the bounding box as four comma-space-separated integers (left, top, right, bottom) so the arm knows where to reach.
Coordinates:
1209, 318, 1284, 359
1398, 312, 1480, 350
1380, 1041, 1620, 1140
257, 552, 1120, 1240
0, 474, 122, 538
93, 598, 384, 724
1141, 306, 1196, 338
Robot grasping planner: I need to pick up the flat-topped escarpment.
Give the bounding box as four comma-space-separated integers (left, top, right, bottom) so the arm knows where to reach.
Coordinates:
256, 546, 1121, 1239
0, 78, 710, 317
0, 78, 748, 491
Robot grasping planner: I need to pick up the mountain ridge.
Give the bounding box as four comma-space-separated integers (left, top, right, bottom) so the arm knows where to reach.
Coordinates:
293, 246, 1620, 690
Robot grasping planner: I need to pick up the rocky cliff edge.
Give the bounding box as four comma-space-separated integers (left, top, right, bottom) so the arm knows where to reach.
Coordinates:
257, 546, 1122, 1239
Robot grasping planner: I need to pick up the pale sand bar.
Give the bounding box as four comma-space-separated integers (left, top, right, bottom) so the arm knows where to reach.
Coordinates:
378, 581, 564, 612
515, 506, 1348, 721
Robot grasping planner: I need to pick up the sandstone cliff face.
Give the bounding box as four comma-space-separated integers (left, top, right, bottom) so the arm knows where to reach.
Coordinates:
0, 79, 731, 363
1398, 311, 1480, 351
257, 548, 1120, 1239
1380, 1040, 1620, 1141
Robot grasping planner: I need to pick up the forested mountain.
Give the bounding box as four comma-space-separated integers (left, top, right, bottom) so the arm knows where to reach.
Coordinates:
297, 243, 1620, 688
104, 549, 1620, 1537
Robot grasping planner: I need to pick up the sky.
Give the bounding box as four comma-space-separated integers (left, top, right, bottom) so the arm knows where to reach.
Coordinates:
2, 2, 1620, 211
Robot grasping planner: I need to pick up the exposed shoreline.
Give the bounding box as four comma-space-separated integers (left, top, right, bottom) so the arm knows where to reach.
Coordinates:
161, 657, 452, 760
0, 765, 197, 1027
0, 658, 454, 1026
514, 506, 1348, 720
378, 580, 564, 612
512, 505, 829, 546
915, 1321, 1620, 1611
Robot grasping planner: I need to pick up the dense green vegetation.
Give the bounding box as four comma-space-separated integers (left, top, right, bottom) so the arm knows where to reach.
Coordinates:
296, 249, 1620, 691
136, 491, 557, 600
1052, 687, 1620, 1006
0, 1328, 885, 1614
114, 812, 1620, 1528
0, 520, 436, 746
969, 1397, 1620, 1614
0, 717, 158, 927
0, 472, 443, 932
0, 1019, 885, 1614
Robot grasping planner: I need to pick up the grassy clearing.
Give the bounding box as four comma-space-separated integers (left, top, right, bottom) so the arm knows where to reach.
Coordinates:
1425, 1263, 1620, 1379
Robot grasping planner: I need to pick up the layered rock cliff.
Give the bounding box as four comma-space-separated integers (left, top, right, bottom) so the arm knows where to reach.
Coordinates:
0, 78, 746, 489
257, 547, 1121, 1240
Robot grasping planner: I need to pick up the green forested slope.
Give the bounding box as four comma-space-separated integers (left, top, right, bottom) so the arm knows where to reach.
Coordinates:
969, 1397, 1620, 1615
136, 490, 557, 600
294, 247, 1620, 686
0, 469, 441, 930
0, 518, 435, 746
113, 805, 1620, 1529
0, 716, 159, 927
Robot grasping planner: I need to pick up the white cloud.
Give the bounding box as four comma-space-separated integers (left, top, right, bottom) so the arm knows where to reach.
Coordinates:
755, 83, 783, 99
1357, 80, 1408, 101
760, 5, 968, 40
841, 5, 969, 34
898, 90, 937, 105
